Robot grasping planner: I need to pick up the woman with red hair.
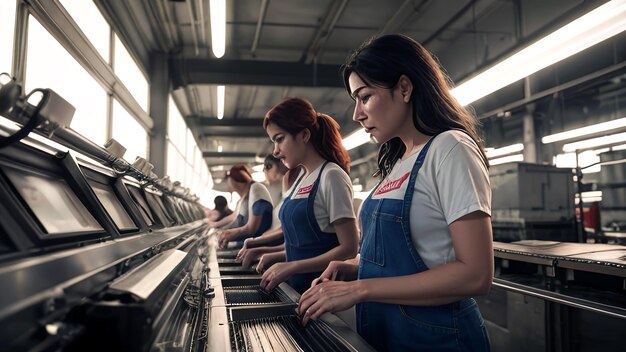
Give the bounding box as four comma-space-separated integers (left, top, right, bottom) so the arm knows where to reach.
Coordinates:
215, 163, 274, 249
259, 97, 359, 294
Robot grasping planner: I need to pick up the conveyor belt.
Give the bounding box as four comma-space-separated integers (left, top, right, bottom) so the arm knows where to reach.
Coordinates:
230, 315, 354, 352
224, 285, 290, 305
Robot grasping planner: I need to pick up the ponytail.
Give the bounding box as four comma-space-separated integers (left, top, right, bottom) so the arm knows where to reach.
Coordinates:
264, 97, 350, 174
313, 112, 350, 174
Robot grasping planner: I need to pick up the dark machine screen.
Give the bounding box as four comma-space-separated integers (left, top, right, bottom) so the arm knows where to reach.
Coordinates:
126, 184, 154, 226
4, 167, 103, 235
90, 182, 137, 231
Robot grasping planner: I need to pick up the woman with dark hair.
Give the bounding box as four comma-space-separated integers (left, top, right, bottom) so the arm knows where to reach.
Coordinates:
215, 163, 274, 249
208, 195, 233, 222
258, 97, 359, 294
264, 154, 288, 207
235, 166, 302, 268
298, 34, 492, 351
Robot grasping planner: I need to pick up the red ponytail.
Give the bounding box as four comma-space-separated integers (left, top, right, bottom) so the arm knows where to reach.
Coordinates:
263, 97, 350, 174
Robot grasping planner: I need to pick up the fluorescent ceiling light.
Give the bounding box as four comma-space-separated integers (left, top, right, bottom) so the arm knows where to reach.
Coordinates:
490, 154, 524, 166
210, 0, 226, 58
451, 0, 626, 105
217, 85, 225, 120
562, 132, 626, 152
542, 117, 626, 143
485, 143, 524, 159
217, 145, 223, 153
343, 128, 372, 151
342, 1, 626, 151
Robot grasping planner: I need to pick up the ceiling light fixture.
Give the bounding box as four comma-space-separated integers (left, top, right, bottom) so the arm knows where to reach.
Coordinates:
485, 143, 524, 159
210, 0, 226, 58
542, 117, 626, 143
562, 132, 626, 152
342, 0, 626, 151
217, 145, 223, 153
217, 85, 224, 120
489, 154, 524, 166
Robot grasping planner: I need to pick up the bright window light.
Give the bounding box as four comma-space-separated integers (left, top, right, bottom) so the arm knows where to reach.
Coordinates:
485, 143, 524, 159
343, 128, 372, 151
450, 0, 626, 105
26, 16, 107, 145
554, 148, 609, 173
542, 117, 626, 143
252, 164, 264, 172
562, 132, 626, 152
114, 34, 149, 111
112, 100, 147, 161
1, 0, 16, 74
490, 154, 524, 165
252, 171, 266, 183
59, 0, 110, 61
210, 0, 226, 58
342, 1, 626, 151
217, 85, 225, 119
613, 144, 626, 151
353, 184, 363, 192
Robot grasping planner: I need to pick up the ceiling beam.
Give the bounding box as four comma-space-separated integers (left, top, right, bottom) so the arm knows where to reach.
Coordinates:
251, 0, 270, 57
199, 130, 268, 138
203, 151, 258, 158
300, 0, 349, 64
423, 0, 477, 46
186, 117, 265, 127
171, 58, 344, 87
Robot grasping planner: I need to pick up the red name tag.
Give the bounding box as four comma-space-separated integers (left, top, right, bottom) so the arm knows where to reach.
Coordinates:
374, 172, 410, 195
296, 185, 313, 195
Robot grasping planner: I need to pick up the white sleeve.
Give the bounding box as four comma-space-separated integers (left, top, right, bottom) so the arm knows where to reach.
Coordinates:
435, 139, 491, 225
321, 167, 356, 223
247, 183, 273, 215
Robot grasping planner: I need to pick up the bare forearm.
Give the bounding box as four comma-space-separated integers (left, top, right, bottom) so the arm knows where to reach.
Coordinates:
291, 244, 357, 275
356, 261, 492, 306
248, 230, 283, 247
212, 213, 235, 228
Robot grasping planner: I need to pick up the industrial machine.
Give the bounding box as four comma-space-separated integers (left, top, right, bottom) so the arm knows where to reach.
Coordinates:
490, 162, 577, 242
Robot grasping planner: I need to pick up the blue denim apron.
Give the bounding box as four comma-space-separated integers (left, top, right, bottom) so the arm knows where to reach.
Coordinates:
357, 137, 490, 351
279, 161, 340, 293
235, 183, 273, 237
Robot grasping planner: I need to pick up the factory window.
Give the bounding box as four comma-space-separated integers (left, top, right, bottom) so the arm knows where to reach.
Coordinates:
0, 0, 16, 75
166, 96, 212, 205
112, 99, 147, 161
25, 16, 107, 145
114, 34, 148, 112
59, 0, 110, 62
554, 149, 605, 174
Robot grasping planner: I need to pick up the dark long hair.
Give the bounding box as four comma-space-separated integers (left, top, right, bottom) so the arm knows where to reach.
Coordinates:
343, 34, 488, 178
263, 97, 350, 174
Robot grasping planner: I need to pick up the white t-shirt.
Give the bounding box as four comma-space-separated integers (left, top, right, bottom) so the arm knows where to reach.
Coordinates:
290, 162, 355, 233
233, 182, 273, 226
267, 181, 282, 208
370, 130, 491, 269
270, 180, 298, 230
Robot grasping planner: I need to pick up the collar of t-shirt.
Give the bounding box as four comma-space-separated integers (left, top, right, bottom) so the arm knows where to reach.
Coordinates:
291, 163, 324, 199
371, 151, 421, 200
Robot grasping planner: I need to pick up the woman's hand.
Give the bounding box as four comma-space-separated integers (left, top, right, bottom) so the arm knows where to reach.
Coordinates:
256, 252, 284, 272
217, 229, 237, 249
237, 248, 263, 268
310, 260, 359, 287
260, 261, 296, 292
297, 280, 363, 326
